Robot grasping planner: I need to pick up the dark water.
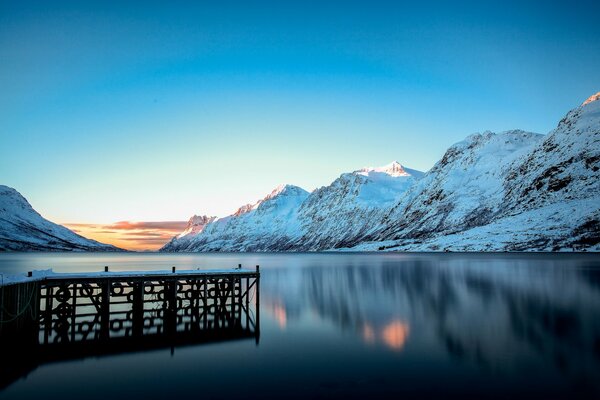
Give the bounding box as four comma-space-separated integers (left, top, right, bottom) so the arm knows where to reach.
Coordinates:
1, 252, 600, 399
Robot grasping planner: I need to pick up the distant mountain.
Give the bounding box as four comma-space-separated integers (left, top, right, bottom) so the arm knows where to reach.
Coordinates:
163, 184, 310, 251
0, 185, 120, 251
162, 92, 600, 252
162, 163, 425, 251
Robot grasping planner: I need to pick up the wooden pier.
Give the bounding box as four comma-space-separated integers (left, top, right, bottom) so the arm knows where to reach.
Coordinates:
0, 267, 260, 389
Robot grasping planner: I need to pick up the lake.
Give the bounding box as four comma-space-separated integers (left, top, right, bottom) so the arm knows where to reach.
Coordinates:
0, 252, 599, 399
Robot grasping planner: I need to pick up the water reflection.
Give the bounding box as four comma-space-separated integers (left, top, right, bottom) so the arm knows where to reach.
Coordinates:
381, 320, 410, 350
264, 299, 287, 329
261, 257, 600, 388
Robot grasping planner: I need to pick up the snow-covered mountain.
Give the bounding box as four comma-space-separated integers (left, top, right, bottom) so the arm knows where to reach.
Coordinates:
161, 162, 424, 251
162, 92, 599, 252
368, 130, 544, 244
295, 161, 423, 250
163, 184, 310, 251
0, 185, 120, 251
360, 92, 600, 251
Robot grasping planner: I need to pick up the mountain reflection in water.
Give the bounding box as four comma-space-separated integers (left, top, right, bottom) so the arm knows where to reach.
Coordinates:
260, 256, 600, 390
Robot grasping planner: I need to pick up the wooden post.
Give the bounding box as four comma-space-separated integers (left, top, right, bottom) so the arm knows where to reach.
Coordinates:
245, 277, 249, 306
255, 266, 260, 345
132, 281, 144, 337
203, 277, 208, 329
165, 279, 177, 337
228, 276, 233, 325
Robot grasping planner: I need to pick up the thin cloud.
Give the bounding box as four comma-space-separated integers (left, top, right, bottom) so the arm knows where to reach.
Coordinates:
64, 223, 100, 229
121, 231, 167, 237
103, 221, 188, 231
120, 237, 174, 243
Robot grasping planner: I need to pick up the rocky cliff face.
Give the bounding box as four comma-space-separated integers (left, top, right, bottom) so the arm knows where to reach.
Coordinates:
504, 94, 600, 213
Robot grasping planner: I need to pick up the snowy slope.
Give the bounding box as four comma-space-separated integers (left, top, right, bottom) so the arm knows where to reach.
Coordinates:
0, 185, 120, 251
371, 131, 544, 242
161, 215, 216, 251
353, 199, 600, 252
366, 92, 600, 251
503, 93, 600, 214
163, 184, 310, 251
296, 162, 423, 250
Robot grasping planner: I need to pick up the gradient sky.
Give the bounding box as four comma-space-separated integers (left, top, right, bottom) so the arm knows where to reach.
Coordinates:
1, 0, 600, 249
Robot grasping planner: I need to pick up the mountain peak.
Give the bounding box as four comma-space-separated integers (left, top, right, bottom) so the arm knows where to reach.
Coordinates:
356, 161, 413, 177
265, 184, 307, 199
269, 184, 292, 197
177, 215, 216, 238
379, 161, 408, 176
582, 92, 600, 106
187, 214, 215, 226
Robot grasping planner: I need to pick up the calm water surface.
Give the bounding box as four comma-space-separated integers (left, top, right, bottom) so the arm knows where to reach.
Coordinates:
1, 252, 599, 399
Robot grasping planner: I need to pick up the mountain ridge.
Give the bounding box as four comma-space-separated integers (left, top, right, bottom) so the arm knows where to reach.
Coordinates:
161, 93, 600, 252
162, 161, 426, 251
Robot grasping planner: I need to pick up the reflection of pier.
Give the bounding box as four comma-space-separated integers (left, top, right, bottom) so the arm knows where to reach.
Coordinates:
0, 268, 260, 389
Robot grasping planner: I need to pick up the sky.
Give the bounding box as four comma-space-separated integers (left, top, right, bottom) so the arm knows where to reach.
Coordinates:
1, 0, 599, 250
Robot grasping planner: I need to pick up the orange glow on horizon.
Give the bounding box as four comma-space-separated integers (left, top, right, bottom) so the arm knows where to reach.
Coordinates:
63, 221, 188, 251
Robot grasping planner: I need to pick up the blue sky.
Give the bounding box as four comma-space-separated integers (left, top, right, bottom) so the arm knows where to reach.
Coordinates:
1, 0, 599, 225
